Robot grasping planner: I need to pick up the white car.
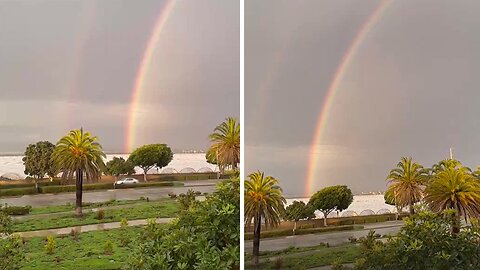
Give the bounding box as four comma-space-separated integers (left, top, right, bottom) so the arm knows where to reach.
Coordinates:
115, 178, 139, 185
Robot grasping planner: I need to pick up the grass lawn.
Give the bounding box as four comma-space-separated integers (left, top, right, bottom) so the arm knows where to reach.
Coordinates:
29, 198, 153, 215
245, 243, 361, 269
21, 226, 146, 270
13, 199, 179, 232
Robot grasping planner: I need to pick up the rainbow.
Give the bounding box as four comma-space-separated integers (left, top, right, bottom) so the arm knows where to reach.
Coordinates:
125, 0, 176, 153
305, 0, 392, 196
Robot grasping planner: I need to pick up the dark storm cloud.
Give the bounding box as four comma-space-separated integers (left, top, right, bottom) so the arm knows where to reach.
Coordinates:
246, 0, 480, 197
0, 0, 238, 153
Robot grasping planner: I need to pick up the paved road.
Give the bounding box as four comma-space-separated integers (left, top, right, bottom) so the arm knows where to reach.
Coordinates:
16, 217, 174, 238
0, 180, 218, 207
244, 221, 403, 253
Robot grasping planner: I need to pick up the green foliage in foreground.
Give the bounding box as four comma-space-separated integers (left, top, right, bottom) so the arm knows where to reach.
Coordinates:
13, 199, 179, 232
0, 211, 24, 270
29, 198, 151, 215
20, 227, 145, 270
128, 178, 240, 269
244, 244, 361, 269
356, 211, 480, 270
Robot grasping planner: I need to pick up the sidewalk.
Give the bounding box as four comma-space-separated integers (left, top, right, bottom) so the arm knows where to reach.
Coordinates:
245, 220, 403, 253
15, 217, 174, 238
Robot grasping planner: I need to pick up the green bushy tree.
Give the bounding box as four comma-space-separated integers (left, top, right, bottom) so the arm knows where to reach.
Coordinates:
22, 141, 56, 190
284, 200, 315, 235
308, 185, 353, 226
104, 157, 135, 179
128, 144, 173, 181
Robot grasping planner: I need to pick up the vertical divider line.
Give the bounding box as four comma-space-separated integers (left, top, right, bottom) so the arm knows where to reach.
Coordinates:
239, 0, 245, 268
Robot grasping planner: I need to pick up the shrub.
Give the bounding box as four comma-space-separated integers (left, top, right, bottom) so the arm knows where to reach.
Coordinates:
45, 236, 56, 254
177, 189, 197, 210
104, 240, 114, 255
0, 211, 12, 234
120, 218, 128, 227
273, 257, 283, 269
1, 205, 32, 216
331, 259, 346, 270
356, 211, 480, 269
0, 234, 24, 269
69, 229, 80, 241
95, 210, 105, 220
119, 218, 130, 247
168, 192, 177, 199
0, 187, 37, 197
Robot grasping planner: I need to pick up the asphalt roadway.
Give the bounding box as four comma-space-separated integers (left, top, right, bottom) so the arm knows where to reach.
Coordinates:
244, 221, 404, 253
0, 180, 219, 207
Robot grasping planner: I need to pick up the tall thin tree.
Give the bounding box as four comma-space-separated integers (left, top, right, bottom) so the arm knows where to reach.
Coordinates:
244, 171, 285, 265
53, 129, 105, 216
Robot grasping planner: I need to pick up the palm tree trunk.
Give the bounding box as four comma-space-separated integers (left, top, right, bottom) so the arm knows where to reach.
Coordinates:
451, 203, 460, 235
253, 213, 261, 265
75, 168, 83, 216
409, 203, 415, 215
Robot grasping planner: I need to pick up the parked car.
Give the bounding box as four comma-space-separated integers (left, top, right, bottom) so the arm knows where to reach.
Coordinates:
115, 178, 139, 185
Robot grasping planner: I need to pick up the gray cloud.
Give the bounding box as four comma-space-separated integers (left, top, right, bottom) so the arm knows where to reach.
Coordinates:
0, 0, 238, 153
246, 0, 480, 197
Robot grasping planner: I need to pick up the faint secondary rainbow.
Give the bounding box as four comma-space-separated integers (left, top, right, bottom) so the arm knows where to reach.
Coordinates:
305, 0, 392, 196
125, 0, 176, 153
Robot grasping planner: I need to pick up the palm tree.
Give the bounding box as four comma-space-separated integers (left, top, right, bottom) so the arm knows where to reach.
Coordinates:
53, 129, 105, 216
208, 117, 240, 170
386, 157, 429, 214
424, 167, 480, 234
431, 159, 471, 174
244, 171, 285, 265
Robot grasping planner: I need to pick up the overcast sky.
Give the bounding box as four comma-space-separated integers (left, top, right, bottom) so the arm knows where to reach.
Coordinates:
246, 0, 480, 197
0, 0, 239, 154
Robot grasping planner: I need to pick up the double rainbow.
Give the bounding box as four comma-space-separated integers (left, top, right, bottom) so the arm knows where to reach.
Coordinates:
305, 0, 393, 196
125, 0, 176, 153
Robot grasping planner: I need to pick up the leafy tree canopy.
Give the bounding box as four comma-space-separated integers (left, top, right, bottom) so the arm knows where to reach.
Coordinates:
205, 148, 217, 165
308, 185, 353, 222
104, 157, 135, 177
284, 201, 315, 222
128, 144, 173, 176
22, 141, 56, 180
128, 178, 240, 269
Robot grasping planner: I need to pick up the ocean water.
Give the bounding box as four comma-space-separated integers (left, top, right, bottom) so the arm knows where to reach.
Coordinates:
0, 153, 216, 178
286, 194, 395, 218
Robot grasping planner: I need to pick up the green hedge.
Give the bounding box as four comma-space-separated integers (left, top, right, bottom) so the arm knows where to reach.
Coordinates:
0, 180, 62, 189
0, 181, 181, 197
1, 205, 32, 215
0, 187, 37, 197
114, 182, 176, 189
244, 225, 356, 240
